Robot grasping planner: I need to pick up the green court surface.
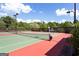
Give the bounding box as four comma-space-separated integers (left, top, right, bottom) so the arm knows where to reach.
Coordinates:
0, 34, 49, 53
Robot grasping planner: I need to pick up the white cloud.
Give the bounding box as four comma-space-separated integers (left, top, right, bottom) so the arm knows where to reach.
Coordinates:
25, 19, 41, 23
17, 18, 26, 22
17, 18, 73, 23
50, 20, 56, 22
32, 19, 41, 22
26, 19, 48, 23
43, 20, 48, 23
0, 3, 32, 15
59, 19, 67, 23
17, 18, 48, 23
56, 8, 68, 16
0, 12, 7, 16
26, 20, 32, 23
70, 9, 79, 17
21, 4, 32, 13
56, 8, 79, 17
58, 19, 73, 23
76, 10, 79, 16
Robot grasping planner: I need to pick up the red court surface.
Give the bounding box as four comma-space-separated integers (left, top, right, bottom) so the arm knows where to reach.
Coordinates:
0, 33, 16, 36
9, 33, 72, 56
0, 34, 15, 36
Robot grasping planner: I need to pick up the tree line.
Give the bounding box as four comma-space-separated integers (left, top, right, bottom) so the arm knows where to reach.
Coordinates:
0, 16, 79, 32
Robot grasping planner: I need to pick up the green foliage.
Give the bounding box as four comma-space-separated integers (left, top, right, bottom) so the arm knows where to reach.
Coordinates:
0, 20, 6, 29
30, 22, 40, 29
60, 21, 73, 27
40, 23, 48, 29
70, 27, 79, 48
0, 16, 16, 31
48, 22, 57, 27
2, 16, 14, 24
74, 22, 79, 27
69, 23, 79, 55
59, 21, 73, 33
17, 27, 26, 31
17, 22, 31, 30
0, 16, 78, 33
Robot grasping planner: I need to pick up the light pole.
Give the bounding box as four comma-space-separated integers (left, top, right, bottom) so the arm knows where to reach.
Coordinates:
74, 3, 76, 23
66, 3, 77, 54
13, 13, 19, 34
67, 3, 77, 24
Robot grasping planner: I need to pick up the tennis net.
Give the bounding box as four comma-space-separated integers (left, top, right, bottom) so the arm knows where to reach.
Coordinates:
15, 32, 49, 40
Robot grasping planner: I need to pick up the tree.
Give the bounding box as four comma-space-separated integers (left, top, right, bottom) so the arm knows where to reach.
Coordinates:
69, 25, 79, 55
24, 23, 31, 30
74, 22, 79, 27
1, 16, 15, 31
48, 22, 57, 28
0, 19, 6, 30
17, 22, 31, 31
39, 22, 48, 31
60, 21, 73, 27
30, 22, 40, 31
30, 22, 40, 28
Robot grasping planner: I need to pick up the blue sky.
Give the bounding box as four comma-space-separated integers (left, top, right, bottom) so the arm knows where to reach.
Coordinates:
0, 3, 79, 23
23, 3, 73, 22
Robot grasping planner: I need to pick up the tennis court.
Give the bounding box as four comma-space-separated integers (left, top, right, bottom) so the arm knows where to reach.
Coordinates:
0, 31, 55, 55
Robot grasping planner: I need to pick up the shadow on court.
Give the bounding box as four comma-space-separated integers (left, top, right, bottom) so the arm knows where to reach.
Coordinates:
45, 38, 72, 56
17, 33, 49, 41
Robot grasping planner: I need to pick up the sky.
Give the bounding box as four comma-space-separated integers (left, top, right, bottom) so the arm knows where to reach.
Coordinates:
0, 3, 79, 23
